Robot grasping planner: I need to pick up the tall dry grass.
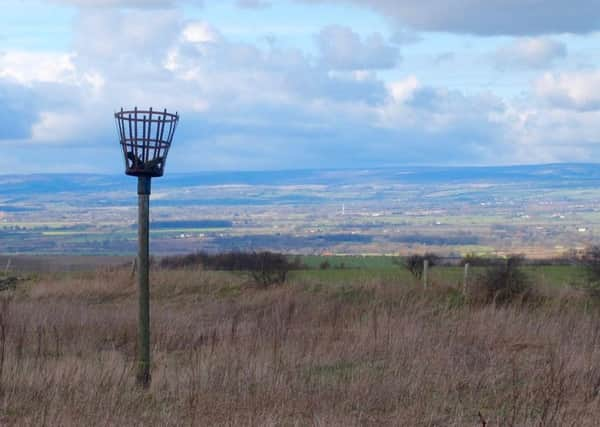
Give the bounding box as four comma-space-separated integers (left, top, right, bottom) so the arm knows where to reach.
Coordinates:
0, 268, 599, 425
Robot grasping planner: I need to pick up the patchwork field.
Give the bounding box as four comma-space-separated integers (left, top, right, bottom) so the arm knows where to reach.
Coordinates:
3, 165, 600, 257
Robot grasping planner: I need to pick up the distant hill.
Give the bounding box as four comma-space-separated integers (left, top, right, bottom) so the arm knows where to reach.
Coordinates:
2, 163, 600, 197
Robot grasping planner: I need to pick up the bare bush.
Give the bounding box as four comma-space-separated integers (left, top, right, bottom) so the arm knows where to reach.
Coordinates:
248, 251, 292, 287
160, 251, 302, 287
580, 246, 600, 296
472, 255, 531, 304
460, 253, 500, 267
401, 253, 439, 279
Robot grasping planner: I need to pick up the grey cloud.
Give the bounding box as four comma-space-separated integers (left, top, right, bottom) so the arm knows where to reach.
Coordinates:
317, 25, 400, 70
173, 98, 503, 170
177, 76, 510, 169
300, 0, 600, 35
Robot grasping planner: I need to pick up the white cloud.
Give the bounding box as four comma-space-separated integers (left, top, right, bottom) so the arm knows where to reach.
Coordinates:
492, 73, 600, 163
388, 75, 419, 103
31, 111, 84, 143
376, 77, 509, 163
534, 70, 600, 111
5, 5, 600, 171
182, 22, 221, 43
317, 25, 399, 70
502, 104, 600, 163
494, 38, 567, 70
166, 21, 390, 108
0, 51, 76, 85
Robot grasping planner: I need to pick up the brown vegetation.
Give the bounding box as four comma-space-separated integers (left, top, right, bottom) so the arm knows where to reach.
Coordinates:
0, 267, 599, 425
160, 251, 302, 287
470, 255, 533, 305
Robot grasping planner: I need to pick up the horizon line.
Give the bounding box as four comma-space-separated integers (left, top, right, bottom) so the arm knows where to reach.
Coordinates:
0, 162, 599, 177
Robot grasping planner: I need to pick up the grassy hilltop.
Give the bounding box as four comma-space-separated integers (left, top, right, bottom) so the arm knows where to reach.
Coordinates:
1, 258, 600, 425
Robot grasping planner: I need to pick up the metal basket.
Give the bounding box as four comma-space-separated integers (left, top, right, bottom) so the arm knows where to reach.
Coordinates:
114, 107, 179, 177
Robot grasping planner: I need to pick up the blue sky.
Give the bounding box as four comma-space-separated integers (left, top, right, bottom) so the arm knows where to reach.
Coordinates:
2, 0, 600, 173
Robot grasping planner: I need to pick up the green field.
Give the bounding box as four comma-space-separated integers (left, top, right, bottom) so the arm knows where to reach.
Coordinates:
297, 255, 588, 289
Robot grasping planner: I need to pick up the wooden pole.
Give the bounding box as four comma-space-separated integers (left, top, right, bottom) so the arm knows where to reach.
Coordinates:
136, 176, 151, 387
3, 259, 10, 276
423, 259, 429, 289
463, 262, 470, 296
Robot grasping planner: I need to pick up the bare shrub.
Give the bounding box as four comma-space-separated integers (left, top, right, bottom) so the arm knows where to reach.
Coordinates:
401, 253, 439, 279
460, 253, 498, 267
160, 251, 302, 287
580, 246, 600, 297
248, 251, 292, 287
471, 255, 531, 304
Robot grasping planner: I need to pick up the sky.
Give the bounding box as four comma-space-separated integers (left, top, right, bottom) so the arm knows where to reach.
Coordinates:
2, 0, 600, 173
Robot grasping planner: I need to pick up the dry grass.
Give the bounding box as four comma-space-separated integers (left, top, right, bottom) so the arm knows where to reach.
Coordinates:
0, 268, 599, 426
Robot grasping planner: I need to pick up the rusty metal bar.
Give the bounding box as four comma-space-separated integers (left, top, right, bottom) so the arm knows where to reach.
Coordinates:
152, 111, 162, 161
142, 115, 148, 163
134, 107, 139, 161
127, 113, 133, 168
119, 108, 178, 120
147, 108, 153, 163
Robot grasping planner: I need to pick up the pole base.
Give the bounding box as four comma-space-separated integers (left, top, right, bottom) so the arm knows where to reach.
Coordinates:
136, 366, 151, 389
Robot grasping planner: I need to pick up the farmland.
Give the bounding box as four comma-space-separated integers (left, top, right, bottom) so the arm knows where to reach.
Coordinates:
2, 164, 600, 258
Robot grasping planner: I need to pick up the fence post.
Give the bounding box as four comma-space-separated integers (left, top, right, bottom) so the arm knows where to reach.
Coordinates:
423, 259, 429, 289
130, 258, 137, 278
463, 262, 470, 296
3, 259, 10, 276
